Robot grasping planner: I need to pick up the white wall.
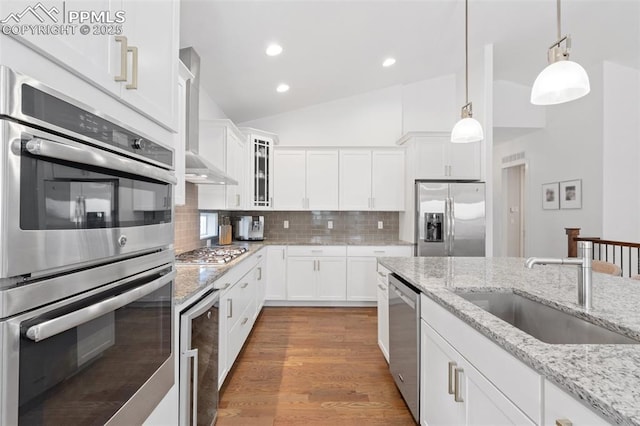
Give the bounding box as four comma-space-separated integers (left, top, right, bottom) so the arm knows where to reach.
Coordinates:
239, 85, 403, 146
493, 80, 546, 129
199, 88, 228, 120
402, 74, 457, 133
602, 61, 640, 242
493, 62, 605, 258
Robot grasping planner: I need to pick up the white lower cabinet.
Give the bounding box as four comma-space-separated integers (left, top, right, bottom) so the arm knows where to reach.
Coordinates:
420, 293, 612, 426
254, 253, 266, 315
266, 246, 287, 300
421, 321, 534, 426
216, 250, 265, 388
544, 380, 609, 426
376, 265, 390, 363
421, 294, 540, 425
286, 246, 347, 301
348, 246, 413, 301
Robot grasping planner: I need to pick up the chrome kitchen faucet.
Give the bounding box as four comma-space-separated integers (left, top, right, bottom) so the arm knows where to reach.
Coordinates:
525, 241, 593, 310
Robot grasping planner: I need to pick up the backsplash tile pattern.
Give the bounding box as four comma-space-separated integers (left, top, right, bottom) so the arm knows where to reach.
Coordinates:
221, 210, 400, 243
174, 183, 204, 253
177, 182, 401, 249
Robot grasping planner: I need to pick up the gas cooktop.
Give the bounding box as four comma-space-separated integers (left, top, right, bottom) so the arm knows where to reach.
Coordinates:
175, 246, 248, 265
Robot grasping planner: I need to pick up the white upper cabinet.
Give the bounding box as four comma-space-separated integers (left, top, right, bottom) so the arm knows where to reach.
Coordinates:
339, 150, 371, 210
173, 62, 193, 206
371, 150, 404, 210
226, 135, 246, 209
306, 150, 339, 210
198, 120, 246, 210
339, 149, 404, 211
116, 0, 178, 130
242, 130, 277, 210
273, 150, 306, 210
399, 132, 481, 180
273, 149, 339, 210
6, 0, 179, 130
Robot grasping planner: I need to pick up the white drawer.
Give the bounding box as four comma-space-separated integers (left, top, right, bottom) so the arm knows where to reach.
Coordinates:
227, 298, 256, 368
225, 278, 255, 330
213, 250, 261, 290
287, 245, 347, 257
347, 245, 413, 257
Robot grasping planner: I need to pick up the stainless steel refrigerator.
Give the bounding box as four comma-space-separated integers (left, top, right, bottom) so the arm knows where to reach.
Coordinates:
416, 181, 486, 257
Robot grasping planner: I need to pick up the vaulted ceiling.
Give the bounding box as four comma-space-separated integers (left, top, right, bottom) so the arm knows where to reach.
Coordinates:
180, 0, 640, 123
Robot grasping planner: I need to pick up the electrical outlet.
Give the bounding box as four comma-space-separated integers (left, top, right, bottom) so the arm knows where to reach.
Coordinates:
284, 220, 289, 229
328, 220, 333, 229
378, 221, 384, 229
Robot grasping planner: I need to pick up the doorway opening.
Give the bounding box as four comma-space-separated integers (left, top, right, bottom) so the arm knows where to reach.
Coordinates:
502, 163, 526, 257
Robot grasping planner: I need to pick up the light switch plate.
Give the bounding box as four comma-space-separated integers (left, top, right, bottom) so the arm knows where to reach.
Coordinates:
328, 220, 333, 229
378, 221, 384, 229
284, 220, 289, 229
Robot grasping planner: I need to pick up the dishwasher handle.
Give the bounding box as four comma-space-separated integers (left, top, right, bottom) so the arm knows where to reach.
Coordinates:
390, 284, 416, 310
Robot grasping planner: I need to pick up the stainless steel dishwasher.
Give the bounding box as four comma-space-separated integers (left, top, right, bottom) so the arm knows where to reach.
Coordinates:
388, 273, 420, 423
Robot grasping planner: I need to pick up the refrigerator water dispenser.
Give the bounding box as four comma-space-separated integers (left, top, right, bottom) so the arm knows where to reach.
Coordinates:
424, 213, 443, 242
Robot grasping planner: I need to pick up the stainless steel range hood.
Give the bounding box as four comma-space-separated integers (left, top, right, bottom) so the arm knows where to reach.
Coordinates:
179, 47, 237, 185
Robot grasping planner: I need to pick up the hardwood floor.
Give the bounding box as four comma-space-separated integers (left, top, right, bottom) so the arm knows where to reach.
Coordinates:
217, 307, 416, 426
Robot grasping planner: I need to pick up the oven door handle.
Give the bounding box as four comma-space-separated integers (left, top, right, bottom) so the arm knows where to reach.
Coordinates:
25, 137, 177, 185
25, 269, 176, 342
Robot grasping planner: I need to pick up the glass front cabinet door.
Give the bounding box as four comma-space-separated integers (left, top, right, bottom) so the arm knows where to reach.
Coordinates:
248, 133, 275, 209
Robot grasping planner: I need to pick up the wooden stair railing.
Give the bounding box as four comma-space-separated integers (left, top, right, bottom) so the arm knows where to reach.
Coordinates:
566, 228, 640, 278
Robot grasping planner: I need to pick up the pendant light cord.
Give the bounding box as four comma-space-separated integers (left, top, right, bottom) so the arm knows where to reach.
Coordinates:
556, 0, 561, 40
464, 0, 469, 105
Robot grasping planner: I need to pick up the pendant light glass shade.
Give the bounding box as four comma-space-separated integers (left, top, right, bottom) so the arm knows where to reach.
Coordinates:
451, 116, 484, 143
530, 0, 590, 105
530, 59, 590, 105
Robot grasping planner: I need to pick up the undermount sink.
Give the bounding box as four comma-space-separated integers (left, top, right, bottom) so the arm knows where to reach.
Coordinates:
456, 291, 638, 345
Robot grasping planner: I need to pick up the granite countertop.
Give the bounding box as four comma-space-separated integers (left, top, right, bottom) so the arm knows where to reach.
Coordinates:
174, 239, 411, 306
378, 256, 640, 425
256, 238, 414, 246
174, 243, 264, 305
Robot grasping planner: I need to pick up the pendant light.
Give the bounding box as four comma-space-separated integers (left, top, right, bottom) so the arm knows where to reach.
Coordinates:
451, 0, 483, 143
530, 0, 590, 105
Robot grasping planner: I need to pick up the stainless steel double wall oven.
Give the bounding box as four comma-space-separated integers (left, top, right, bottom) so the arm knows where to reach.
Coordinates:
0, 66, 177, 426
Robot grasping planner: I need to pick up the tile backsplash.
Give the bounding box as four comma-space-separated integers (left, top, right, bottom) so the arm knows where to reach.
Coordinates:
176, 183, 402, 250
174, 183, 204, 253
217, 210, 400, 244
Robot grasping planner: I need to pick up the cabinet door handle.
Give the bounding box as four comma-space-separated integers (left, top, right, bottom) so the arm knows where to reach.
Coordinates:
377, 271, 387, 277
317, 260, 320, 271
126, 45, 138, 90
448, 361, 457, 394
556, 420, 573, 426
241, 282, 249, 289
241, 317, 248, 325
114, 36, 128, 82
282, 249, 285, 260
227, 299, 232, 318
377, 284, 386, 291
236, 194, 240, 207
454, 367, 464, 402
257, 267, 262, 280
313, 260, 317, 271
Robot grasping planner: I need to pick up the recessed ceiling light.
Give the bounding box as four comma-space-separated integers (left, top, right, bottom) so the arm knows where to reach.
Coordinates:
266, 44, 283, 56
382, 58, 396, 67
276, 83, 290, 93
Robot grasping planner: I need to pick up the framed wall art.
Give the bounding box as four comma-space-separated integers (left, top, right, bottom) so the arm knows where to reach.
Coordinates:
560, 179, 582, 209
542, 182, 560, 210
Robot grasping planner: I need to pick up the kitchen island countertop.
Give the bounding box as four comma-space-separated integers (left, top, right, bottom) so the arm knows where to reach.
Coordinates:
378, 256, 640, 425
